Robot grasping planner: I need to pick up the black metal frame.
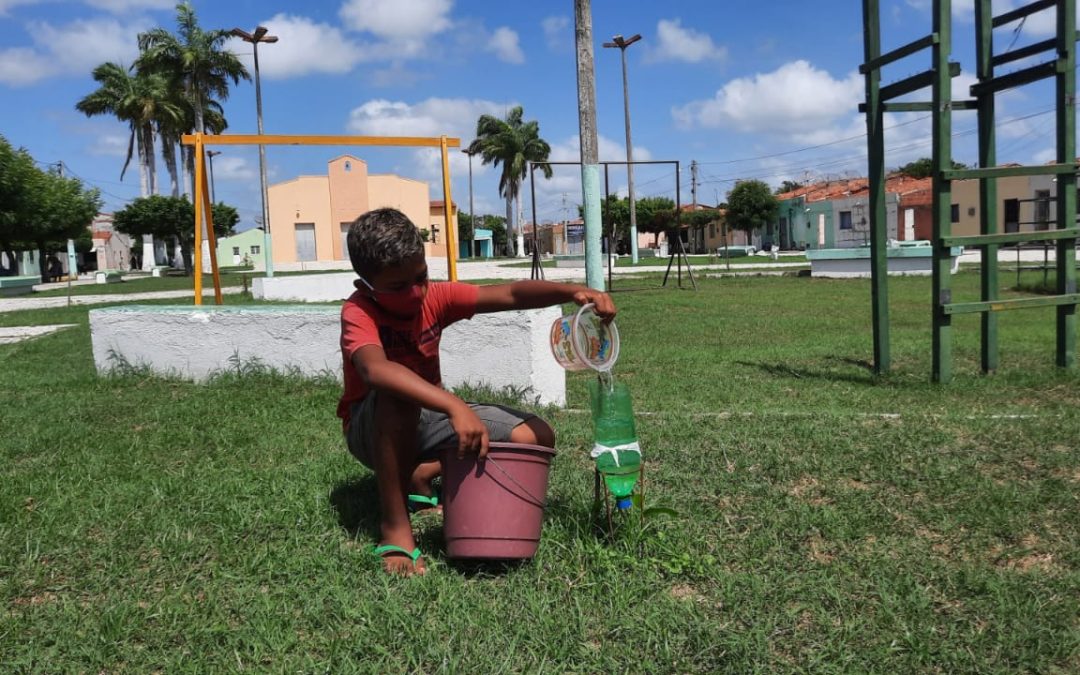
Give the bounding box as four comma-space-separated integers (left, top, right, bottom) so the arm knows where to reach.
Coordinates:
527, 159, 696, 290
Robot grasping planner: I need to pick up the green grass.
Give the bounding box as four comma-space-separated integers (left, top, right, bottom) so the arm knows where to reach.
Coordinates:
508, 254, 809, 270
1, 273, 1078, 671
31, 274, 242, 297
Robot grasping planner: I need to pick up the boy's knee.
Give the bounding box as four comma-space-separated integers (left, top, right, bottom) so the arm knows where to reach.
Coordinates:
510, 417, 556, 448
374, 393, 420, 431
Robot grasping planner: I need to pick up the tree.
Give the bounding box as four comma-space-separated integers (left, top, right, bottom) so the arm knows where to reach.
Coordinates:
457, 212, 507, 254
137, 3, 249, 140
112, 195, 236, 274
896, 157, 969, 179
19, 169, 102, 282
76, 62, 181, 198
776, 179, 805, 195
726, 180, 778, 236
0, 136, 37, 274
468, 106, 552, 256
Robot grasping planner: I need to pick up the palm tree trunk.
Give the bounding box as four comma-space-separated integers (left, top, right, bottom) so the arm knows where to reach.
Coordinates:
136, 124, 156, 271
181, 144, 193, 198
504, 197, 514, 256
515, 196, 526, 258
144, 123, 158, 195
191, 86, 210, 273
162, 136, 179, 197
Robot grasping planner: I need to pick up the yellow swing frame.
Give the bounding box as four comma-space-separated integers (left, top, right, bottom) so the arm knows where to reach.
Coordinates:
180, 133, 462, 305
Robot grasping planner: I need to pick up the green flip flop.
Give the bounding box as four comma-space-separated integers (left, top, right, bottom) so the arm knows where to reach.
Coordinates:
407, 493, 439, 514
372, 544, 422, 564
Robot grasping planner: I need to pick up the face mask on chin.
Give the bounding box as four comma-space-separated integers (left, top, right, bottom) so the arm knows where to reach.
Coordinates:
357, 275, 426, 318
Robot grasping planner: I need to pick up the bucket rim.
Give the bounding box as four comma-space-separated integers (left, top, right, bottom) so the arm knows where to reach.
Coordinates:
440, 441, 556, 458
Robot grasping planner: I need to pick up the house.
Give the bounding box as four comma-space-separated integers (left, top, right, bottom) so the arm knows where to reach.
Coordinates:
216, 227, 264, 267
267, 155, 456, 267
91, 213, 132, 272
774, 175, 933, 249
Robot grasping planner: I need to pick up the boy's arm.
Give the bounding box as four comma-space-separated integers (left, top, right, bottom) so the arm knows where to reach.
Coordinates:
474, 280, 616, 321
351, 345, 490, 457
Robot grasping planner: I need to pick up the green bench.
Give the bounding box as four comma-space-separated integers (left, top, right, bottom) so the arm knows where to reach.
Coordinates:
0, 276, 38, 297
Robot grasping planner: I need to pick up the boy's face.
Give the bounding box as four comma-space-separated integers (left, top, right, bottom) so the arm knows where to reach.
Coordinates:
358, 253, 429, 318
366, 253, 428, 292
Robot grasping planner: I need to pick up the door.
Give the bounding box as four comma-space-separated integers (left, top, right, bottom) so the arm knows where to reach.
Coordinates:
294, 223, 317, 262
1003, 199, 1020, 233
340, 223, 351, 260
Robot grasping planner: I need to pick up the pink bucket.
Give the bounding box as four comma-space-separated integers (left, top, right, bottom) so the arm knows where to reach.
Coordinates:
441, 442, 555, 560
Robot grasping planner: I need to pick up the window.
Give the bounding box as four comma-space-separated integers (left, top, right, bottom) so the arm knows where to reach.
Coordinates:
251, 245, 260, 254
1035, 190, 1050, 228
344, 161, 352, 172
950, 204, 960, 223
232, 246, 240, 256
839, 211, 853, 230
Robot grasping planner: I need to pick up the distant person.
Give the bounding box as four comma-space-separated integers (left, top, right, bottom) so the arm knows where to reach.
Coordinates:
339, 207, 616, 575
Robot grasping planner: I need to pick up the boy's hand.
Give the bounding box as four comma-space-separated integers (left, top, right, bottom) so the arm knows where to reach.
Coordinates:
572, 288, 617, 323
449, 401, 490, 459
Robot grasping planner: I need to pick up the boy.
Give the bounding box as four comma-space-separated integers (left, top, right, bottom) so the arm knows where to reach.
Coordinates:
340, 208, 616, 575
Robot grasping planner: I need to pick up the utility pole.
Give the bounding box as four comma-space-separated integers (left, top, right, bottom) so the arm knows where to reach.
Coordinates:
603, 33, 642, 265
691, 160, 699, 252
574, 0, 603, 290
463, 147, 476, 258
231, 25, 279, 278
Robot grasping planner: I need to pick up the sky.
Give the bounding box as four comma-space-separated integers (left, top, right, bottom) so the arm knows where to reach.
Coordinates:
1, 0, 1075, 230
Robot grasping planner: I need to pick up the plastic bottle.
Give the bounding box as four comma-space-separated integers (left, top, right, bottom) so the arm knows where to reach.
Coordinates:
588, 377, 641, 510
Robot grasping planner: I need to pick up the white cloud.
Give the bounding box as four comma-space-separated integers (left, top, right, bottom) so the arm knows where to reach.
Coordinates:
1033, 147, 1056, 164
0, 17, 147, 86
487, 26, 524, 64
226, 14, 375, 79
85, 0, 171, 12
0, 47, 55, 86
211, 156, 257, 181
88, 133, 130, 157
542, 15, 570, 52
339, 0, 452, 40
346, 97, 516, 141
672, 60, 862, 137
646, 19, 726, 64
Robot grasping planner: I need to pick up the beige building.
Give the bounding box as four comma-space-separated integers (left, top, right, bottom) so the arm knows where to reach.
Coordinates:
268, 155, 455, 265
950, 172, 1041, 237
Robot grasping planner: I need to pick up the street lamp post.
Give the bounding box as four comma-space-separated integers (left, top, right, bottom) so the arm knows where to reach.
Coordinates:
603, 33, 642, 264
462, 147, 477, 258
206, 150, 221, 204
231, 25, 278, 277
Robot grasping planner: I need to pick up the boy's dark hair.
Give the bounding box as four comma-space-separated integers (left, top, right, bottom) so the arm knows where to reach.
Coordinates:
346, 208, 424, 276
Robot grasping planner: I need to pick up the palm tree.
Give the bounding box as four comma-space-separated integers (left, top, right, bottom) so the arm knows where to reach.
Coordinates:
468, 106, 552, 257
76, 63, 179, 199
137, 3, 249, 139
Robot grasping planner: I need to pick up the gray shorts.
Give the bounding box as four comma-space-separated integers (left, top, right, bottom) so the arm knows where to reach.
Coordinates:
345, 393, 536, 469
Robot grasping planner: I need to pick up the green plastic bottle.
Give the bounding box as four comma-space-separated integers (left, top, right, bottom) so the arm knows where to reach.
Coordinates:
588, 378, 641, 510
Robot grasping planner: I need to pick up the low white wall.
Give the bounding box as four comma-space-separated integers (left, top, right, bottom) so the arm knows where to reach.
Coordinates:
253, 272, 356, 302
89, 304, 566, 405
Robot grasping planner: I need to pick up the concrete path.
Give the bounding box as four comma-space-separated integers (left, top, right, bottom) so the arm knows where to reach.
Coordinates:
0, 324, 78, 344
0, 288, 241, 314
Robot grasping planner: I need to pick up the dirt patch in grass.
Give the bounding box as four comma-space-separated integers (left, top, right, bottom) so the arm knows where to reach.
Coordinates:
788, 475, 833, 507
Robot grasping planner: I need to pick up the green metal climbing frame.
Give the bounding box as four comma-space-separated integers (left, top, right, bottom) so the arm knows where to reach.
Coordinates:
860, 0, 1077, 382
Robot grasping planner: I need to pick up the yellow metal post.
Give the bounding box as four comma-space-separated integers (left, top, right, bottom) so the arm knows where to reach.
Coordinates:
199, 161, 224, 304
193, 134, 205, 305
440, 135, 459, 282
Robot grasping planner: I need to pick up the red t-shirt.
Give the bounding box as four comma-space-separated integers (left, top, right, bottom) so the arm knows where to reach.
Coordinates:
337, 281, 479, 427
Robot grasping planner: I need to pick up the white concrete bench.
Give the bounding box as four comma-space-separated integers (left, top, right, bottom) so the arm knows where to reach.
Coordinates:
0, 276, 39, 297
89, 304, 565, 405
95, 271, 122, 284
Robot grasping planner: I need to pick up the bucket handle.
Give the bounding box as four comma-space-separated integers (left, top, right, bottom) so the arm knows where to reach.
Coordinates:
483, 456, 548, 509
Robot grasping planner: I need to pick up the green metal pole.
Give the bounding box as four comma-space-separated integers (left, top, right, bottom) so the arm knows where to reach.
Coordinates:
1056, 0, 1077, 368
932, 0, 954, 383
975, 0, 999, 374
863, 0, 891, 374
